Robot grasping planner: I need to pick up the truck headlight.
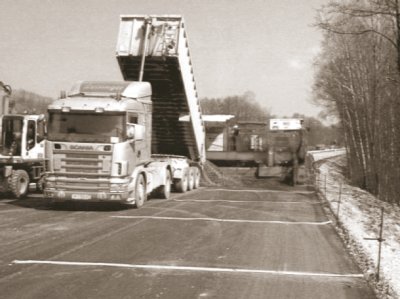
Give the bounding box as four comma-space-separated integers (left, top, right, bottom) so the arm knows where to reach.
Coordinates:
110, 183, 128, 192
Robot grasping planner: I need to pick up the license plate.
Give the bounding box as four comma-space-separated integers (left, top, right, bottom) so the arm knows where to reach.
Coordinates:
72, 194, 92, 200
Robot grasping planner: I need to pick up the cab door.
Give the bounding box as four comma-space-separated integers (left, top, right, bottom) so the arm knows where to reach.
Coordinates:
22, 118, 46, 160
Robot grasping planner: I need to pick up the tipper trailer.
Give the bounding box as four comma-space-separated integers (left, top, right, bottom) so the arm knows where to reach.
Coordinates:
44, 15, 205, 207
116, 15, 205, 163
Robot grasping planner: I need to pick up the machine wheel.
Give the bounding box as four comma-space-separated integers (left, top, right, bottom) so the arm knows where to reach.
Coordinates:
10, 170, 29, 198
193, 167, 200, 189
156, 170, 172, 199
187, 168, 195, 191
134, 174, 147, 208
174, 170, 188, 193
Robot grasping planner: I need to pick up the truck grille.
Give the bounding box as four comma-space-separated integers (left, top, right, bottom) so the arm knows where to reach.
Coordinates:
51, 150, 112, 191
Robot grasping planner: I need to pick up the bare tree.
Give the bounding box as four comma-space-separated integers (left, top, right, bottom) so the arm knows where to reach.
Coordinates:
314, 0, 400, 204
10, 89, 53, 114
316, 0, 400, 74
200, 92, 270, 122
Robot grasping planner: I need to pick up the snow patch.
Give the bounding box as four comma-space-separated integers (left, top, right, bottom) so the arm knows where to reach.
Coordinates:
310, 150, 400, 298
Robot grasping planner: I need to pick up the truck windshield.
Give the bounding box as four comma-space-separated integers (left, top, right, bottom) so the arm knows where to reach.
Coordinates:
47, 111, 125, 143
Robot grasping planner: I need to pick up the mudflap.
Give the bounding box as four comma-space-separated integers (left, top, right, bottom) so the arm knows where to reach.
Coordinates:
0, 166, 12, 194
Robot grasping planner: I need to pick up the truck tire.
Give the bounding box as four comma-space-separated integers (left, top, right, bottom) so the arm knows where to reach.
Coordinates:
156, 170, 171, 199
193, 167, 200, 189
134, 174, 147, 208
10, 170, 29, 199
187, 168, 195, 191
174, 170, 188, 193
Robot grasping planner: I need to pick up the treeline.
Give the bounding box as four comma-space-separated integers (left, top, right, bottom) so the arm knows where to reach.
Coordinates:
10, 89, 53, 114
293, 114, 343, 148
314, 0, 400, 204
201, 91, 270, 122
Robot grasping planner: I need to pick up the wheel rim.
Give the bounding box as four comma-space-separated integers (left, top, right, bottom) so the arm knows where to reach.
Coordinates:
136, 177, 145, 206
18, 177, 28, 194
165, 173, 171, 196
182, 174, 188, 191
188, 171, 194, 190
194, 170, 200, 188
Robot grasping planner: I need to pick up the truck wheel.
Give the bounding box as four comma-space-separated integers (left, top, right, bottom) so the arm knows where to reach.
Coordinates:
193, 168, 200, 189
187, 168, 195, 191
10, 170, 29, 199
174, 170, 188, 193
156, 170, 171, 199
134, 174, 147, 208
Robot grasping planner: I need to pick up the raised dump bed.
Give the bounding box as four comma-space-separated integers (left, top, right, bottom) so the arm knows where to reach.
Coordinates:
116, 15, 205, 163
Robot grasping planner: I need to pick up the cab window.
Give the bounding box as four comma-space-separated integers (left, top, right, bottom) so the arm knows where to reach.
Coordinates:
37, 119, 46, 143
26, 120, 36, 150
127, 113, 138, 124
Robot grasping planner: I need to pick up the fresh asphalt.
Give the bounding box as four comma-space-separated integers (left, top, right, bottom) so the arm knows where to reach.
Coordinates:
0, 186, 376, 299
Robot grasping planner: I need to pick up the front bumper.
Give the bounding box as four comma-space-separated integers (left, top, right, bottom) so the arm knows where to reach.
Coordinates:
43, 176, 131, 202
44, 189, 130, 202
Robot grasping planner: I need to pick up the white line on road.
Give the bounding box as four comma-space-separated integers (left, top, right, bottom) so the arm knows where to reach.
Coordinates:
205, 188, 315, 195
12, 260, 363, 279
0, 208, 30, 213
0, 194, 42, 205
173, 199, 319, 204
0, 200, 16, 205
111, 215, 331, 225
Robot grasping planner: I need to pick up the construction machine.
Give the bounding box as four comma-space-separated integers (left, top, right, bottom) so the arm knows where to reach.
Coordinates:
0, 82, 46, 198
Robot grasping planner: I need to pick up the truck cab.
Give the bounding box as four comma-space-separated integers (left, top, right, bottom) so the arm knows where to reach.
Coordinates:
44, 81, 165, 205
1, 115, 46, 157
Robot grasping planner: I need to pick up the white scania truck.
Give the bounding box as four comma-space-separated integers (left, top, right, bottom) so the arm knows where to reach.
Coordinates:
44, 15, 205, 207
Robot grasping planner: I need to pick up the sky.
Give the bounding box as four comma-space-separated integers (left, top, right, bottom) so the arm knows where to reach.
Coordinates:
0, 0, 328, 118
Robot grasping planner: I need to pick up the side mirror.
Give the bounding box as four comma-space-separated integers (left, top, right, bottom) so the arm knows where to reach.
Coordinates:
126, 124, 145, 140
127, 125, 135, 139
134, 125, 145, 140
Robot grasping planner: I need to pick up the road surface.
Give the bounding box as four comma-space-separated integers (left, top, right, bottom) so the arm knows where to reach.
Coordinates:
0, 185, 376, 298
